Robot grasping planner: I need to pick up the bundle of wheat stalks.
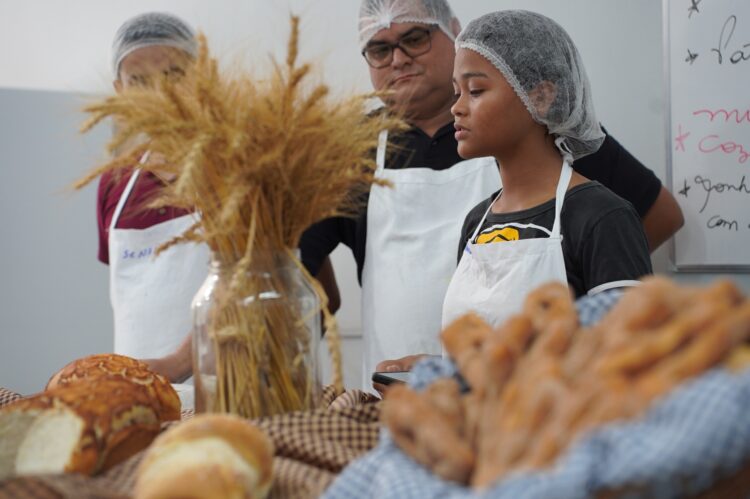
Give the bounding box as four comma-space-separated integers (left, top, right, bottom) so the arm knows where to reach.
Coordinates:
77, 17, 404, 417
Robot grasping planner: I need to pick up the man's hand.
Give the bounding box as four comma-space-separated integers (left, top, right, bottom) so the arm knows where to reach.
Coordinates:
372, 354, 429, 397
316, 256, 341, 315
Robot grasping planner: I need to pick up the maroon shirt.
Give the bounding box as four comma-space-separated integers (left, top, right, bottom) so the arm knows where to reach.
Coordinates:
97, 169, 191, 264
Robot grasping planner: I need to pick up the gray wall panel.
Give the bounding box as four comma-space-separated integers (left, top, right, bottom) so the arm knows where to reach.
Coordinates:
0, 88, 111, 394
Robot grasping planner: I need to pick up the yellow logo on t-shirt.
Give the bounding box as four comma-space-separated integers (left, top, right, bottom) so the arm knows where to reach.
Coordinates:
475, 226, 520, 244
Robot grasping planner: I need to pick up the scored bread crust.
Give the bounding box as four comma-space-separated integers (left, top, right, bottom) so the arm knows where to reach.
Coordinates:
45, 353, 180, 421
2, 378, 163, 475
135, 414, 274, 499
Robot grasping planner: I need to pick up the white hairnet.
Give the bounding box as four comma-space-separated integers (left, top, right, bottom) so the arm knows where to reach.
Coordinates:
456, 10, 604, 162
359, 0, 457, 49
112, 12, 197, 77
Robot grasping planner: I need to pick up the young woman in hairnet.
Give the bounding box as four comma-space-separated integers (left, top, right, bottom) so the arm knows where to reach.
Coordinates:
441, 10, 653, 328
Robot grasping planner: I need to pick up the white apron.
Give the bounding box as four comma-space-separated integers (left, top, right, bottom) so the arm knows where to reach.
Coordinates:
441, 161, 573, 329
109, 164, 210, 360
360, 130, 500, 390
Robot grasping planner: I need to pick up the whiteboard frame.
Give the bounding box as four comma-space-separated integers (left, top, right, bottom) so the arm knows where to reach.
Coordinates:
662, 0, 750, 273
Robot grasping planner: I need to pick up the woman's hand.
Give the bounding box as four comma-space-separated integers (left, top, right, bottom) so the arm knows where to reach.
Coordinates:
141, 333, 193, 383
376, 354, 429, 373
372, 354, 429, 397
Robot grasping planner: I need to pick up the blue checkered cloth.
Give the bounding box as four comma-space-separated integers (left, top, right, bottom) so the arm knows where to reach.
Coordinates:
323, 289, 750, 499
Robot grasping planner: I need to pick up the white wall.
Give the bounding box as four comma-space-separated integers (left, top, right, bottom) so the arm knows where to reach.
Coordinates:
2, 0, 749, 394
0, 0, 369, 96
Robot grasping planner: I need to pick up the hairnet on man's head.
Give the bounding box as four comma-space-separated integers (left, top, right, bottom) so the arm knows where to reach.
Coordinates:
456, 10, 604, 162
112, 12, 197, 77
359, 0, 457, 49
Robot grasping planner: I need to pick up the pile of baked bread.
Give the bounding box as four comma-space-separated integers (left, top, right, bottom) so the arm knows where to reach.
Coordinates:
0, 354, 180, 478
383, 277, 750, 488
0, 353, 274, 499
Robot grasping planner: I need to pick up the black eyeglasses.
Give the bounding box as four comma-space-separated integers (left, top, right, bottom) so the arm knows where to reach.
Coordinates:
361, 26, 436, 69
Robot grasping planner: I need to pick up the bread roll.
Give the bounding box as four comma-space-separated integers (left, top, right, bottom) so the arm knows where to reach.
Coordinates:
0, 378, 169, 479
134, 414, 274, 499
46, 353, 180, 421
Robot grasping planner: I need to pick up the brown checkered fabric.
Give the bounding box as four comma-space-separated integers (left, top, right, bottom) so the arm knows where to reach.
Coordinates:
3, 384, 750, 498
0, 387, 21, 408
0, 477, 62, 499
0, 385, 381, 499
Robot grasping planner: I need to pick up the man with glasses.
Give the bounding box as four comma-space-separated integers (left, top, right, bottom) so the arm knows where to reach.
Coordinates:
301, 0, 684, 391
362, 25, 436, 67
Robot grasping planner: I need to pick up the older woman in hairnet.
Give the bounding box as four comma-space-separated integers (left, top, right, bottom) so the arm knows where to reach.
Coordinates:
442, 10, 653, 328
95, 13, 207, 381
100, 13, 340, 384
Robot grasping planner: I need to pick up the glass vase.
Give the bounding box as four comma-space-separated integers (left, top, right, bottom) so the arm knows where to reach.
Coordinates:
192, 251, 321, 418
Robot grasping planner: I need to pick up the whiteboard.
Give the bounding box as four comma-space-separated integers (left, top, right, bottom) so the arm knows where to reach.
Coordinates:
664, 0, 750, 270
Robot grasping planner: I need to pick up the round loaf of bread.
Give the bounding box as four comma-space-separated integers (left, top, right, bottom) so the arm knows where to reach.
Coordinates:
134, 413, 274, 499
0, 379, 164, 479
46, 353, 147, 390
46, 353, 180, 421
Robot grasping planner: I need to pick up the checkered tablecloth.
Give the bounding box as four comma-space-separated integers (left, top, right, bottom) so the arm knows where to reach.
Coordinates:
0, 387, 21, 409
0, 385, 382, 499
324, 289, 750, 499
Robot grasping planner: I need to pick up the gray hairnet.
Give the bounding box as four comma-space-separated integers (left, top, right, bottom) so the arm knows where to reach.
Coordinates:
112, 12, 197, 77
359, 0, 457, 49
456, 10, 604, 162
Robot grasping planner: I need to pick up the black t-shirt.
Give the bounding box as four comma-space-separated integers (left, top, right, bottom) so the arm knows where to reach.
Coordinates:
458, 182, 653, 298
299, 122, 661, 282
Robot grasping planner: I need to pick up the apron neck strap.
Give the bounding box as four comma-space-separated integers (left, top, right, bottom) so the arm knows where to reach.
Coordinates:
375, 130, 388, 174
470, 190, 502, 242
110, 151, 151, 231
469, 160, 572, 242
551, 160, 573, 237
